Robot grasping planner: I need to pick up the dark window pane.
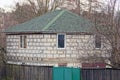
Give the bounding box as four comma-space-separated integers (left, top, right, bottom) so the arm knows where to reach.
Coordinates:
24, 36, 27, 48
58, 34, 65, 48
20, 35, 27, 48
20, 36, 23, 48
95, 35, 101, 48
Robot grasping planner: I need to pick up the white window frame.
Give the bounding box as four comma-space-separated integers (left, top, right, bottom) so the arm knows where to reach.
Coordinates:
57, 33, 66, 49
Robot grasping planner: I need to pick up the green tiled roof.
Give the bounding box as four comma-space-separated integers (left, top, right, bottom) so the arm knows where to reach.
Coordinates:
5, 10, 94, 33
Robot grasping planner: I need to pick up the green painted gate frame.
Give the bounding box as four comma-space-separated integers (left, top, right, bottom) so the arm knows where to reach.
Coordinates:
53, 67, 80, 80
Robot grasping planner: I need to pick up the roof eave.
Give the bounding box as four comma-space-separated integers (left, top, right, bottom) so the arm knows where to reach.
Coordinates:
5, 31, 93, 35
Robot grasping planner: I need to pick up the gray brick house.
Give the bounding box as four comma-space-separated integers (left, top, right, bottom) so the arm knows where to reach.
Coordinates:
5, 10, 110, 67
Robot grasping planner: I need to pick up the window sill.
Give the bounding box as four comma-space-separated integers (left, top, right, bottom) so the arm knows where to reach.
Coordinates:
95, 47, 102, 50
57, 48, 66, 50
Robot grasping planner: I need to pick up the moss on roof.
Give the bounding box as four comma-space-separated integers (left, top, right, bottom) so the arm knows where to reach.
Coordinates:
5, 10, 94, 33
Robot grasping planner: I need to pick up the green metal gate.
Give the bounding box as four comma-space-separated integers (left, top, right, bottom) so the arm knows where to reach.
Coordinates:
53, 67, 80, 80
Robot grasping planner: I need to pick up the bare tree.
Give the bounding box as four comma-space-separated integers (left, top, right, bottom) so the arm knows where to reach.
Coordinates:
27, 0, 64, 15
92, 0, 120, 68
13, 3, 36, 23
0, 8, 6, 64
12, 0, 64, 23
71, 0, 120, 68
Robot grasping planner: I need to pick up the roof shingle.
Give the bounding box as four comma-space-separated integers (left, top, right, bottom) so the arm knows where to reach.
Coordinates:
5, 10, 94, 33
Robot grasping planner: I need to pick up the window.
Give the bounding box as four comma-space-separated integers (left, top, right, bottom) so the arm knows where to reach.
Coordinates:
20, 35, 27, 48
57, 34, 65, 48
95, 35, 101, 48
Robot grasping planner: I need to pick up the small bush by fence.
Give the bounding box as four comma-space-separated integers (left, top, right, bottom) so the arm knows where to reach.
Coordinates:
0, 64, 120, 80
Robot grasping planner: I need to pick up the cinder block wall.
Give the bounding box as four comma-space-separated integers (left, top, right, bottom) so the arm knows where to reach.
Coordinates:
6, 34, 110, 67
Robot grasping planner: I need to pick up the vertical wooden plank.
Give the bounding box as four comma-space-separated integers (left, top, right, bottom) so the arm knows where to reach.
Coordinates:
45, 67, 49, 80
49, 67, 53, 80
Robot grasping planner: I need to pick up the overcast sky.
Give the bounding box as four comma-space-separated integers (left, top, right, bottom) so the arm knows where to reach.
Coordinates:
0, 0, 25, 11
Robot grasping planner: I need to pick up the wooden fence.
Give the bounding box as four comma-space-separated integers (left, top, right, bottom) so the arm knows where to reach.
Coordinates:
81, 68, 120, 80
0, 64, 6, 80
5, 64, 53, 80
0, 64, 120, 80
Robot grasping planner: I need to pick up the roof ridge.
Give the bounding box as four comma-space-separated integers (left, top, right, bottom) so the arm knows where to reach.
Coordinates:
42, 10, 65, 31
